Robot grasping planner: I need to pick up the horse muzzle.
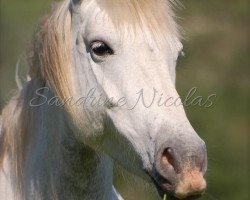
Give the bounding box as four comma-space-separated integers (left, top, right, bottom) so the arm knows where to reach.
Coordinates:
151, 134, 207, 199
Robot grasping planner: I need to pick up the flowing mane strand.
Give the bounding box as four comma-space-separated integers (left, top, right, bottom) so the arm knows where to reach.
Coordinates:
30, 0, 75, 117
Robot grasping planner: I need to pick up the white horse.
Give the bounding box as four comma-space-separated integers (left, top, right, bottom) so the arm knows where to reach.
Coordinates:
0, 0, 207, 199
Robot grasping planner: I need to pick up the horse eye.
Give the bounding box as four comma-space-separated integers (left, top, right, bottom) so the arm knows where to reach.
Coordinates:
90, 41, 113, 57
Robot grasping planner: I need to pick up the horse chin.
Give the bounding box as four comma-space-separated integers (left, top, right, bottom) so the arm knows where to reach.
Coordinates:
154, 185, 202, 200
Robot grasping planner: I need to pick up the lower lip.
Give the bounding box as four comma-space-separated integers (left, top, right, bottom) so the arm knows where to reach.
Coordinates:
171, 194, 202, 200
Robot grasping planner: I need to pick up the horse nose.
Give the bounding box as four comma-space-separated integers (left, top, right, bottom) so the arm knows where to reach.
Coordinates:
155, 136, 207, 199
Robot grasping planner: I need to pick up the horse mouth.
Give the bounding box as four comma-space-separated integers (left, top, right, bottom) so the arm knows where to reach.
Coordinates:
148, 172, 205, 200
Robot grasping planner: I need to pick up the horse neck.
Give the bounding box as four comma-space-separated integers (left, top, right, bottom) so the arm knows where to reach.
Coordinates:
18, 81, 114, 200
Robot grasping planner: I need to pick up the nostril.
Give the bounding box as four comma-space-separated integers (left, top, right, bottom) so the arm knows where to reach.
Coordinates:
155, 147, 179, 192
162, 148, 174, 167
161, 147, 180, 173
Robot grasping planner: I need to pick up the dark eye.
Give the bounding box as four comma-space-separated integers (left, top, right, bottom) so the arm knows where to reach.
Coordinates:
90, 41, 113, 57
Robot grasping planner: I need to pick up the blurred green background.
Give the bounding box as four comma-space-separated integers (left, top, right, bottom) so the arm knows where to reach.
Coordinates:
0, 0, 248, 200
